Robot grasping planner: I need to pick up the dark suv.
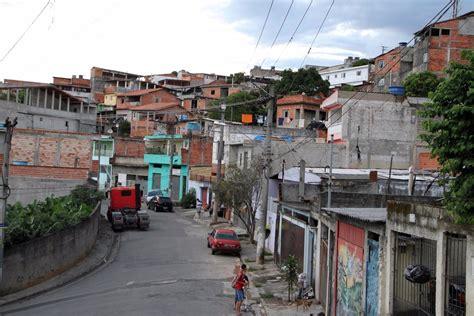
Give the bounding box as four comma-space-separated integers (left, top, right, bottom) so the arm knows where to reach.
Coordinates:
146, 190, 173, 212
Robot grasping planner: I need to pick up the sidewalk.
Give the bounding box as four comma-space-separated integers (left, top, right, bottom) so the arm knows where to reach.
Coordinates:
0, 216, 120, 307
179, 207, 323, 316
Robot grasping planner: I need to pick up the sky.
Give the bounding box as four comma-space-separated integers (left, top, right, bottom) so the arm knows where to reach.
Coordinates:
0, 0, 472, 82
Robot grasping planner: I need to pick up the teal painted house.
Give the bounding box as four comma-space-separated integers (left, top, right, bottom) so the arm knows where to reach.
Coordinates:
144, 134, 188, 201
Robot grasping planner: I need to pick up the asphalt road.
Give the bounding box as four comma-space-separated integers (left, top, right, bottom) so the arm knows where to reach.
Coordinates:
0, 210, 240, 316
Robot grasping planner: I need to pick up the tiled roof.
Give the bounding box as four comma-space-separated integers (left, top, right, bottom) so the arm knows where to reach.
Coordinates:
116, 88, 162, 97
130, 102, 181, 111
277, 94, 323, 106
201, 79, 229, 87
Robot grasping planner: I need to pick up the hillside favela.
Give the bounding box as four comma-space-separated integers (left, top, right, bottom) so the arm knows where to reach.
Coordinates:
0, 0, 473, 315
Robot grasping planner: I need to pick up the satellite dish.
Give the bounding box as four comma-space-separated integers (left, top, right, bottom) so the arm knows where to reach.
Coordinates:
107, 129, 113, 134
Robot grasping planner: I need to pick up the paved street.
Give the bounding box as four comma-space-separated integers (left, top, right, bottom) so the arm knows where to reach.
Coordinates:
0, 210, 241, 316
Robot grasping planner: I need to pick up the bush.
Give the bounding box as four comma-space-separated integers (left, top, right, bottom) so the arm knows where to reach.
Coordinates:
4, 185, 102, 247
181, 188, 197, 209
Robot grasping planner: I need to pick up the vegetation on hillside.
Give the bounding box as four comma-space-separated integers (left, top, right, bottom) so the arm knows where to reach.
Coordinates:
5, 185, 103, 247
420, 50, 474, 223
403, 71, 443, 97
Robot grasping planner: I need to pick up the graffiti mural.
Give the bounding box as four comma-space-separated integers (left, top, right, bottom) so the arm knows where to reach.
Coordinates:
336, 240, 364, 315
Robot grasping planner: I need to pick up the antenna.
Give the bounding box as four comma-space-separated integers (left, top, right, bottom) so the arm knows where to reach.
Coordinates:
452, 0, 459, 18
381, 46, 389, 54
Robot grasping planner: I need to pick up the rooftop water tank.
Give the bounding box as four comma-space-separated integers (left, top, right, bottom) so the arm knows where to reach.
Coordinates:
389, 86, 405, 96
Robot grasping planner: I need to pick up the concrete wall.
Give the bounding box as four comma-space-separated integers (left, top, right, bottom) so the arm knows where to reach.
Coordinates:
0, 203, 100, 295
384, 201, 474, 315
8, 177, 85, 205
0, 100, 96, 133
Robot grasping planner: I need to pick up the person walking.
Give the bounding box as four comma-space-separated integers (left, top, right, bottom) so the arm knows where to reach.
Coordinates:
232, 264, 248, 315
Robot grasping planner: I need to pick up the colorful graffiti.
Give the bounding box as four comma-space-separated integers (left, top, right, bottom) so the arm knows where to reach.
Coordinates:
336, 240, 364, 315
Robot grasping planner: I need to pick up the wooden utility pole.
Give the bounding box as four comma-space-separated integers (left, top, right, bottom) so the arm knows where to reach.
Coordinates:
256, 85, 275, 265
0, 117, 17, 281
212, 103, 226, 223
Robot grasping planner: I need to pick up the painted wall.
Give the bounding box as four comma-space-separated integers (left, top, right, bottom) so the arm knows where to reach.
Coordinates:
336, 222, 365, 315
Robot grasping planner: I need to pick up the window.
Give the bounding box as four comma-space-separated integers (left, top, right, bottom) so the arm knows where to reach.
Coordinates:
239, 153, 243, 166
356, 71, 362, 76
326, 76, 330, 80
342, 73, 346, 78
378, 78, 385, 86
378, 60, 385, 69
191, 99, 198, 109
283, 110, 289, 118
210, 90, 215, 95
155, 97, 161, 103
431, 28, 440, 36
441, 29, 450, 36
334, 74, 338, 78
121, 190, 132, 197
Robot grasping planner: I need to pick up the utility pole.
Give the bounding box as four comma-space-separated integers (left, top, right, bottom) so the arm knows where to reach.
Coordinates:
212, 103, 226, 223
256, 85, 275, 265
96, 141, 102, 191
168, 122, 176, 201
452, 0, 459, 18
0, 117, 17, 281
327, 134, 334, 208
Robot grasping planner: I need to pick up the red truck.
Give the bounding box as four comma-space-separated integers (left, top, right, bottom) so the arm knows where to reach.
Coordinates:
107, 184, 150, 231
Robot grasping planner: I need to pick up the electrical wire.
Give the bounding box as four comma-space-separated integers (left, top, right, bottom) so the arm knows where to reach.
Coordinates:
324, 0, 454, 130
260, 0, 295, 67
273, 0, 313, 68
245, 0, 275, 71
299, 0, 335, 69
0, 0, 52, 63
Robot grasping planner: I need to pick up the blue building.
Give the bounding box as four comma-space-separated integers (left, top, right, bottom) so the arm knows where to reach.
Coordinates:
144, 134, 188, 201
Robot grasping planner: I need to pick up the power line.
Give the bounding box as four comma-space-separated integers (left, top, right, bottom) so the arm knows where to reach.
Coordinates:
260, 0, 295, 68
299, 0, 335, 68
273, 0, 313, 68
324, 0, 454, 129
0, 0, 52, 63
245, 0, 275, 72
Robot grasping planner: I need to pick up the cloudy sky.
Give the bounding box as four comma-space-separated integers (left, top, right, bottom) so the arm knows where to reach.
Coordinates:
0, 0, 472, 82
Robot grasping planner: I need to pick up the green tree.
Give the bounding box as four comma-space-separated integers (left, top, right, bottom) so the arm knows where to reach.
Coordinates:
207, 91, 265, 123
282, 255, 299, 302
403, 71, 443, 97
420, 50, 474, 223
118, 120, 131, 136
351, 58, 370, 67
212, 160, 264, 242
275, 67, 330, 96
227, 72, 245, 84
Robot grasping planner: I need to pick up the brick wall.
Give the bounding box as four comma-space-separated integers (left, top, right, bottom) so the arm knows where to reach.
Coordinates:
418, 152, 440, 170
428, 19, 474, 74
140, 89, 179, 104
9, 130, 93, 180
181, 138, 213, 166
114, 138, 145, 157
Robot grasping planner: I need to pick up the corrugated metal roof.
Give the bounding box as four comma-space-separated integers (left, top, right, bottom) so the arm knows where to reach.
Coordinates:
322, 207, 387, 223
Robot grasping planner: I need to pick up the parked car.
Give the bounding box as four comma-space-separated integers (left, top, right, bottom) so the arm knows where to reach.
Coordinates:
207, 229, 241, 255
145, 189, 163, 203
146, 190, 173, 212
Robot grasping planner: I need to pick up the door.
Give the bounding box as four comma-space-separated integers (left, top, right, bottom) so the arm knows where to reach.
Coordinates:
152, 173, 161, 190
366, 239, 380, 316
281, 218, 305, 272
201, 187, 208, 208
171, 175, 180, 201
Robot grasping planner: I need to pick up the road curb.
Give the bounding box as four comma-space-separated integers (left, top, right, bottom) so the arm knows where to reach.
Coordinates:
0, 218, 121, 308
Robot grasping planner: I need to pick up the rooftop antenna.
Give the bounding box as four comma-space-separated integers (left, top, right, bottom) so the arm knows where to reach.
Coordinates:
381, 46, 389, 54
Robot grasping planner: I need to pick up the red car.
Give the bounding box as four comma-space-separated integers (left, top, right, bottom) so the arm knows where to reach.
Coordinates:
207, 229, 241, 255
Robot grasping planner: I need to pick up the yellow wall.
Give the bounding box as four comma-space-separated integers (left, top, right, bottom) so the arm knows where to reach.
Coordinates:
104, 93, 117, 106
